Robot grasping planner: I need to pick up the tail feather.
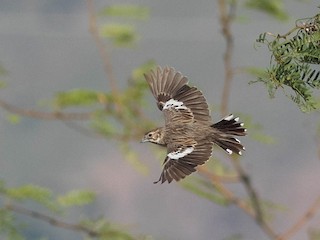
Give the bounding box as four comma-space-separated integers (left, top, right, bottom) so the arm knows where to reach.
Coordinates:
213, 136, 245, 155
211, 114, 246, 155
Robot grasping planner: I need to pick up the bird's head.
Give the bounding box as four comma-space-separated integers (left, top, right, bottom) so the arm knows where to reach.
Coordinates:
141, 127, 165, 145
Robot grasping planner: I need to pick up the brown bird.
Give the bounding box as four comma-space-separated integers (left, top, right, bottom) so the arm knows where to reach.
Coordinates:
141, 66, 246, 184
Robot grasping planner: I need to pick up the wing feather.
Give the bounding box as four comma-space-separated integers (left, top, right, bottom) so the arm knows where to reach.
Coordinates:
154, 140, 213, 184
144, 66, 211, 123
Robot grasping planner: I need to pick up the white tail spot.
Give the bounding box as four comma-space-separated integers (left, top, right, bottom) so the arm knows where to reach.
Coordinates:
226, 148, 233, 154
224, 114, 234, 121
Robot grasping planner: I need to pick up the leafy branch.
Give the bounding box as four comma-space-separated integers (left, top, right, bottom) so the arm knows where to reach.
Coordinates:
0, 181, 141, 239
254, 13, 320, 112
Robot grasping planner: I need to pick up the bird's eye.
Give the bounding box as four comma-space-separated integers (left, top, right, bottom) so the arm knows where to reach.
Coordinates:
148, 133, 152, 137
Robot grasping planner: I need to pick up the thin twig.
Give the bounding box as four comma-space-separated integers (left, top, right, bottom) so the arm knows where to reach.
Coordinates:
231, 158, 263, 223
0, 99, 92, 120
86, 0, 118, 93
198, 166, 278, 239
198, 166, 254, 215
5, 203, 99, 237
218, 0, 236, 117
217, 0, 265, 231
276, 196, 320, 240
197, 165, 240, 183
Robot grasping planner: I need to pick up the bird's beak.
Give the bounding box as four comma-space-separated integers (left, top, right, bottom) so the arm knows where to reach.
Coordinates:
140, 137, 147, 143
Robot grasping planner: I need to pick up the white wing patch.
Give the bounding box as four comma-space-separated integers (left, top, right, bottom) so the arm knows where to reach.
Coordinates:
163, 99, 187, 110
168, 147, 194, 160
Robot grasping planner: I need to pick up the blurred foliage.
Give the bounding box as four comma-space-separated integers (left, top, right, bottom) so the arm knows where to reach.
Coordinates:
0, 182, 95, 213
5, 184, 58, 211
53, 60, 155, 142
252, 13, 320, 112
6, 114, 21, 124
251, 199, 288, 223
100, 5, 149, 20
237, 113, 276, 144
0, 80, 6, 89
81, 218, 136, 240
0, 180, 145, 240
204, 155, 238, 178
99, 4, 149, 47
245, 0, 289, 20
309, 228, 320, 240
0, 64, 7, 89
100, 24, 138, 47
57, 190, 96, 208
181, 176, 229, 206
0, 208, 24, 240
120, 143, 149, 175
54, 89, 102, 108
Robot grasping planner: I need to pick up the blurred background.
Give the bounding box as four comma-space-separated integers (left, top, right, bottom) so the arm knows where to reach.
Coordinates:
0, 0, 320, 239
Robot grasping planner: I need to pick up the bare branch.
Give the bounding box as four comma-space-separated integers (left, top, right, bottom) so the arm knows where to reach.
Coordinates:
0, 99, 93, 120
197, 165, 240, 183
218, 0, 236, 117
276, 196, 320, 240
230, 158, 263, 223
198, 166, 278, 239
5, 203, 99, 237
217, 0, 266, 233
86, 0, 118, 93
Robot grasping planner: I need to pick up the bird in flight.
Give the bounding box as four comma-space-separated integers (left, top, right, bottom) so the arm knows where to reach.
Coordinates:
141, 66, 246, 184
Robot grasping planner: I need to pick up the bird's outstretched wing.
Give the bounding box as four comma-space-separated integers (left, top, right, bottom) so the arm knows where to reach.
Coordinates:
144, 66, 211, 124
154, 140, 213, 184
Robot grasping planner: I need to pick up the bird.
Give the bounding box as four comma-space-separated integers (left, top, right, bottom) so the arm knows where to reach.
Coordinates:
141, 66, 246, 184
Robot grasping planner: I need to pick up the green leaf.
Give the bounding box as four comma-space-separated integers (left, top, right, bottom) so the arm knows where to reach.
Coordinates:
6, 114, 21, 125
245, 0, 289, 21
181, 177, 229, 206
54, 89, 101, 108
5, 184, 58, 211
0, 80, 6, 89
0, 209, 25, 240
254, 14, 320, 112
80, 218, 135, 240
100, 4, 149, 20
237, 113, 276, 144
6, 185, 52, 203
251, 132, 276, 144
205, 157, 236, 177
100, 24, 138, 47
245, 67, 270, 81
91, 114, 117, 137
57, 190, 95, 207
131, 60, 156, 82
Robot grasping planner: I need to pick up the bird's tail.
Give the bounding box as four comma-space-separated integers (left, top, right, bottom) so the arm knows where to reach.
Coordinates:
211, 114, 246, 155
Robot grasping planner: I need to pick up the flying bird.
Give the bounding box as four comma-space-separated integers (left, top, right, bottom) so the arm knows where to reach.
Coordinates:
141, 66, 246, 184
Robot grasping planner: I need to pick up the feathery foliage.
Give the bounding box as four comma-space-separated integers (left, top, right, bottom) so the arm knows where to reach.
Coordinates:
253, 13, 320, 112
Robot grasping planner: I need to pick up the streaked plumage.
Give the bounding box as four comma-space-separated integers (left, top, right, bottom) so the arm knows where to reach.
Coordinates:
142, 66, 246, 184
